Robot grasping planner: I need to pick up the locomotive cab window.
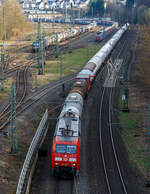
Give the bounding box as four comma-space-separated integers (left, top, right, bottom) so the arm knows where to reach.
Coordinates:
67, 145, 76, 154
56, 144, 77, 154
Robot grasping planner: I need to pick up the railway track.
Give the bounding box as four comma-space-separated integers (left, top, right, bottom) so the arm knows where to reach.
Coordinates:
54, 175, 79, 194
0, 30, 114, 131
4, 30, 114, 76
98, 28, 133, 193
0, 67, 28, 117
29, 26, 141, 194
16, 66, 28, 103
3, 32, 91, 75
0, 64, 30, 129
5, 59, 36, 74
0, 75, 75, 130
99, 86, 128, 194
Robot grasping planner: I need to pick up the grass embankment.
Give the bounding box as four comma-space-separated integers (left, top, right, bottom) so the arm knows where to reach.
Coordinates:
33, 45, 101, 87
119, 111, 146, 174
119, 28, 150, 177
118, 26, 150, 177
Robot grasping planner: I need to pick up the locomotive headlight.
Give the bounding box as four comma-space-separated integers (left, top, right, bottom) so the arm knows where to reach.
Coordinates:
69, 158, 76, 162
55, 157, 62, 161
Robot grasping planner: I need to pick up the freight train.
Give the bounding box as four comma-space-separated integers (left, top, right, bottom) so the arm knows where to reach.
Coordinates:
32, 23, 96, 52
51, 23, 129, 178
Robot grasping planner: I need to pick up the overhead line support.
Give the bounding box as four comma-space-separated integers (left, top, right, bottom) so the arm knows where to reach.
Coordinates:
1, 46, 5, 91
10, 83, 17, 153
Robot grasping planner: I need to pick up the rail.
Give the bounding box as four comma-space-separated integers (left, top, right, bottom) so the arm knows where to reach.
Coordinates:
16, 109, 48, 194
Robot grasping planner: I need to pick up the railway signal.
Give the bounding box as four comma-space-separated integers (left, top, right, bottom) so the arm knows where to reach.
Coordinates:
10, 83, 17, 153
1, 46, 5, 91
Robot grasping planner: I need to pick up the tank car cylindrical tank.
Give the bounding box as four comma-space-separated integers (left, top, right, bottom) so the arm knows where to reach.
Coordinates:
83, 24, 129, 77
60, 92, 84, 119
84, 62, 97, 73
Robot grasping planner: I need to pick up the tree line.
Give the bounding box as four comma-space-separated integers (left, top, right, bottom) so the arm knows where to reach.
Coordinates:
0, 0, 31, 40
134, 0, 150, 25
87, 0, 150, 26
114, 0, 150, 25
88, 0, 104, 17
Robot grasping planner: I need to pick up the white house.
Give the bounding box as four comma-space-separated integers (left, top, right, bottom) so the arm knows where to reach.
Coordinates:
39, 2, 45, 9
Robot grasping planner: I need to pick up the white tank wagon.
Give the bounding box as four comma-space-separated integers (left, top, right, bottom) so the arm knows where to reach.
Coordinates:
81, 23, 129, 78
59, 92, 84, 119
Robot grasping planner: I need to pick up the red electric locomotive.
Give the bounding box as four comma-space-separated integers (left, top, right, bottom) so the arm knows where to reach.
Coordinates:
51, 92, 83, 177
95, 31, 103, 41
51, 133, 80, 177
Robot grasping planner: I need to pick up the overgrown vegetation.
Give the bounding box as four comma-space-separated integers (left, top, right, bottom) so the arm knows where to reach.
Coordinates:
0, 0, 32, 40
119, 111, 146, 175
134, 28, 150, 86
118, 26, 150, 178
88, 0, 104, 17
102, 0, 150, 26
133, 0, 150, 25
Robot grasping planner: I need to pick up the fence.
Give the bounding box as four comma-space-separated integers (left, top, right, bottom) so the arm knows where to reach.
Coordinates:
16, 109, 49, 194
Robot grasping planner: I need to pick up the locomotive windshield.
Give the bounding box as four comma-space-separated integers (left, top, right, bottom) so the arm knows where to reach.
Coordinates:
56, 144, 77, 154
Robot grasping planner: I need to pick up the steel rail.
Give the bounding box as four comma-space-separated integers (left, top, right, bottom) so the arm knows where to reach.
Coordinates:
0, 64, 31, 120
16, 66, 28, 104
73, 176, 79, 194
5, 61, 36, 74
0, 76, 75, 130
108, 71, 128, 194
98, 30, 131, 193
99, 86, 112, 193
4, 32, 89, 75
0, 69, 22, 116
105, 31, 131, 192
